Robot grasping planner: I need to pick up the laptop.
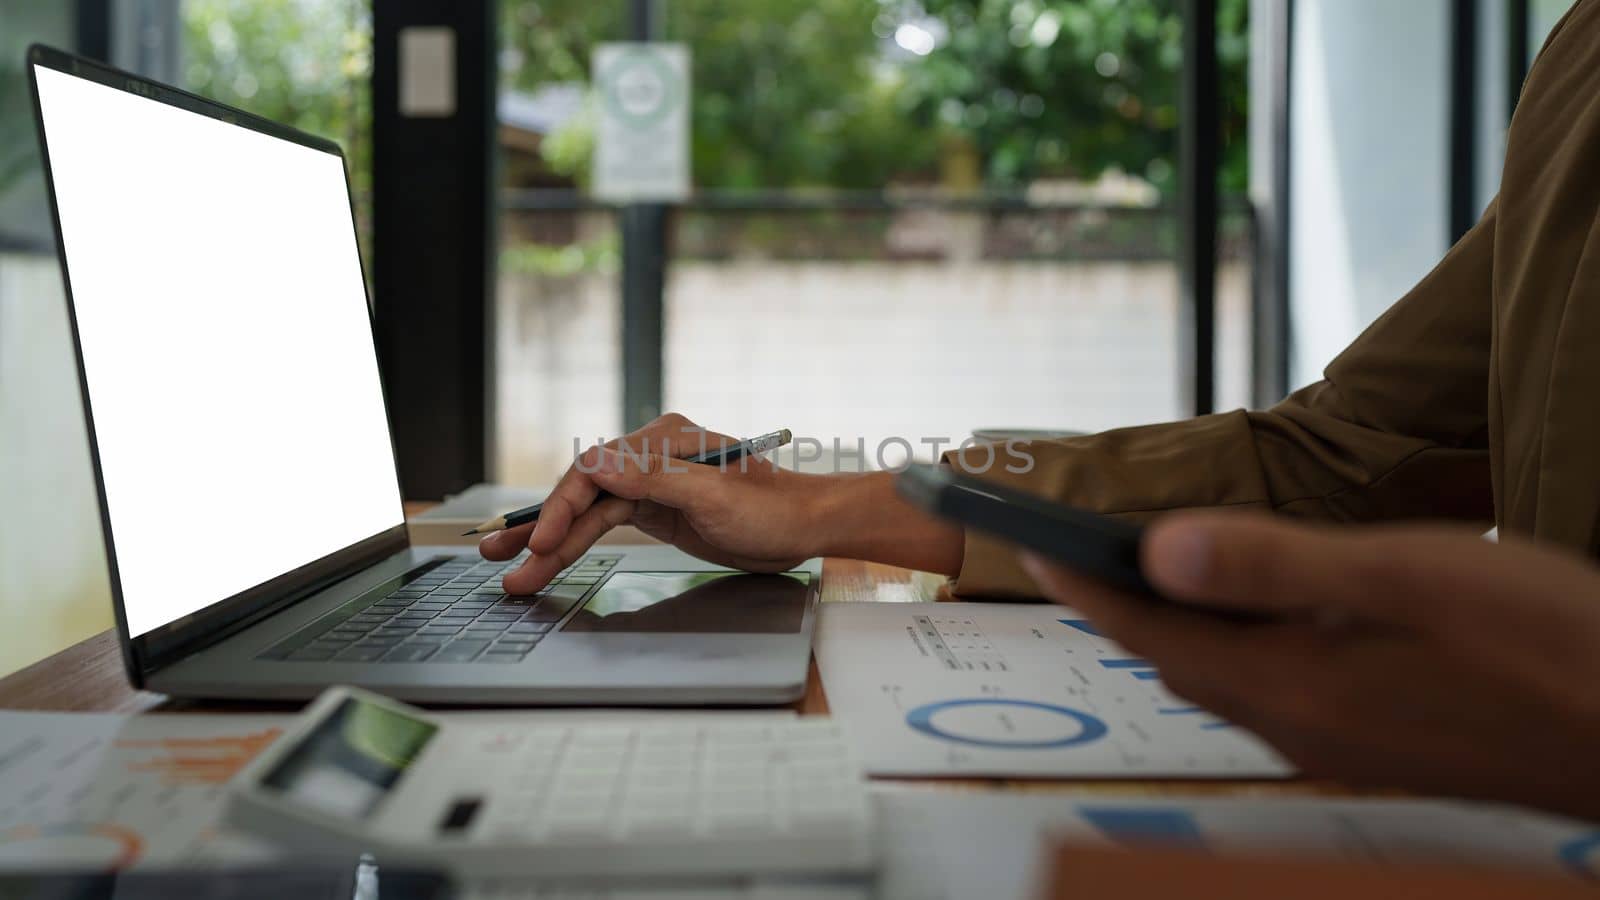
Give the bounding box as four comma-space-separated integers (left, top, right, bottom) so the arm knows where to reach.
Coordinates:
26, 45, 820, 704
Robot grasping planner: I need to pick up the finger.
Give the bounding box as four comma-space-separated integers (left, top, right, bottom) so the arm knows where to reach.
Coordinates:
527, 445, 604, 555
1019, 552, 1237, 649
1020, 552, 1286, 727
527, 416, 735, 556
1019, 552, 1142, 625
1022, 550, 1373, 743
586, 446, 733, 510
610, 413, 738, 461
1142, 512, 1600, 636
503, 496, 636, 595
479, 521, 536, 561
1141, 512, 1410, 622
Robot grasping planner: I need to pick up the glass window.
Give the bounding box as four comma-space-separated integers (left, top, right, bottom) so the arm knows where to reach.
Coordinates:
498, 3, 625, 483
1529, 0, 1576, 55
2, 5, 114, 677
495, 1, 1252, 482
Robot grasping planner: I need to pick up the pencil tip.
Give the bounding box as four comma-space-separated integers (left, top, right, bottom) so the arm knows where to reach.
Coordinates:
460, 529, 478, 537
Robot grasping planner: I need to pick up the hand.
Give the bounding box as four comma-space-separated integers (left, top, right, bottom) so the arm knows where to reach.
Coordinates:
1020, 512, 1600, 820
479, 414, 819, 594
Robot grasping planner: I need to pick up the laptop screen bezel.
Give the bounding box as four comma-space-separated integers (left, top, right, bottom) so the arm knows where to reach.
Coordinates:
26, 44, 412, 685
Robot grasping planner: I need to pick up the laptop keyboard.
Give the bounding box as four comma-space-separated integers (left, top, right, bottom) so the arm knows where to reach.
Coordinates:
258, 554, 622, 664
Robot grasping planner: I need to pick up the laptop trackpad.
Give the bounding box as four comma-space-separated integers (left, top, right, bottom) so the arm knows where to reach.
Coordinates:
560, 571, 809, 634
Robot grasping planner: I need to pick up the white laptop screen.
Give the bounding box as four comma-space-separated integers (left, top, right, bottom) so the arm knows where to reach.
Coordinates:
34, 65, 405, 638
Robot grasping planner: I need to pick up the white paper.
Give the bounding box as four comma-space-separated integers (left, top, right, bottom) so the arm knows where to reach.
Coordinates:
816, 601, 1291, 777
872, 789, 1600, 900
592, 43, 690, 202
0, 711, 289, 869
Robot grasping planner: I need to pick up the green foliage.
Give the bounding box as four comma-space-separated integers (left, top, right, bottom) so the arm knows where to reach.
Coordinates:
539, 103, 597, 185
902, 0, 1248, 193
1, 4, 76, 223
178, 0, 1248, 231
500, 232, 620, 277
0, 62, 31, 198
501, 0, 1248, 197
663, 0, 939, 190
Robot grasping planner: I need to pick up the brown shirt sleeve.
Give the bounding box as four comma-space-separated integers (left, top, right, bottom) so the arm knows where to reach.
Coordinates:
947, 199, 1499, 598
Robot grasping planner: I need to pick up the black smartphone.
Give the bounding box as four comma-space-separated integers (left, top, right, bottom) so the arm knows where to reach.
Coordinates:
896, 464, 1156, 597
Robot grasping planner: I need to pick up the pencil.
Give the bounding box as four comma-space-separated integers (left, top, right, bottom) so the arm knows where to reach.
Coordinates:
462, 429, 793, 536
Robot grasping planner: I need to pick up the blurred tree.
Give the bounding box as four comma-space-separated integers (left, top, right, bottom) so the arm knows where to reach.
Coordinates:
182, 0, 1245, 202
503, 0, 1247, 198
663, 0, 940, 190
899, 0, 1249, 195
503, 0, 938, 191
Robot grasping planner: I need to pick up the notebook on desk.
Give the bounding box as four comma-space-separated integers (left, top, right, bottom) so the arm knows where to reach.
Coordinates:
408, 483, 657, 547
407, 484, 546, 546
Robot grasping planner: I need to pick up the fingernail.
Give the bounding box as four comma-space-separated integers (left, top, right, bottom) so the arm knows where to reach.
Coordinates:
1159, 527, 1213, 594
575, 444, 604, 474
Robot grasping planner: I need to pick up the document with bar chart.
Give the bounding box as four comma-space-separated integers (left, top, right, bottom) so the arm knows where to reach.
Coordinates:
815, 602, 1291, 777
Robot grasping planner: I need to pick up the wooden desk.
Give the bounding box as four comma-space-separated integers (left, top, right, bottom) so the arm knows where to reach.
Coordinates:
0, 558, 935, 717
0, 509, 1352, 799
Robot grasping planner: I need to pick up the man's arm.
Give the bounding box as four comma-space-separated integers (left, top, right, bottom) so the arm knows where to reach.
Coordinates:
483, 204, 1498, 596
947, 201, 1499, 596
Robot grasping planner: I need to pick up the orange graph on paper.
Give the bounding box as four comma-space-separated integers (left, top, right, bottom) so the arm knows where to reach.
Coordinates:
114, 728, 283, 785
0, 822, 145, 870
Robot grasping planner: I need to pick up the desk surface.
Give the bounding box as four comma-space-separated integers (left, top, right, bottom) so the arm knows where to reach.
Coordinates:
0, 507, 1355, 800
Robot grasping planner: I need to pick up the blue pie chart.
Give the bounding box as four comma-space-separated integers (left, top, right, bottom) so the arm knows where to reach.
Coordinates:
905, 698, 1109, 749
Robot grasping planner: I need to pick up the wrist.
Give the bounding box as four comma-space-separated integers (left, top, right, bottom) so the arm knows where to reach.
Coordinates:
803, 472, 879, 560
805, 471, 964, 575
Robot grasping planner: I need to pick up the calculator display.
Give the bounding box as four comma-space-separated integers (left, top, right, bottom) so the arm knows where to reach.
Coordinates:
263, 697, 437, 819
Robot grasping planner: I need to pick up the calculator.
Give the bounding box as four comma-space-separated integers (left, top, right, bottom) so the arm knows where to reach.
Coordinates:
224, 686, 877, 880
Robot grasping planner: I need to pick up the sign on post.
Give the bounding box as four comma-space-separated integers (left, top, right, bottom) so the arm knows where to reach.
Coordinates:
592, 43, 690, 202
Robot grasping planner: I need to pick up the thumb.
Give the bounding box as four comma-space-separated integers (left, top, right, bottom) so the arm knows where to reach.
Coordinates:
1140, 512, 1580, 635
1141, 512, 1406, 623
586, 446, 729, 511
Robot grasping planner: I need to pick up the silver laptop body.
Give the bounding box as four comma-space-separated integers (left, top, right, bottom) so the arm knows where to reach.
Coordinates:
28, 45, 817, 705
